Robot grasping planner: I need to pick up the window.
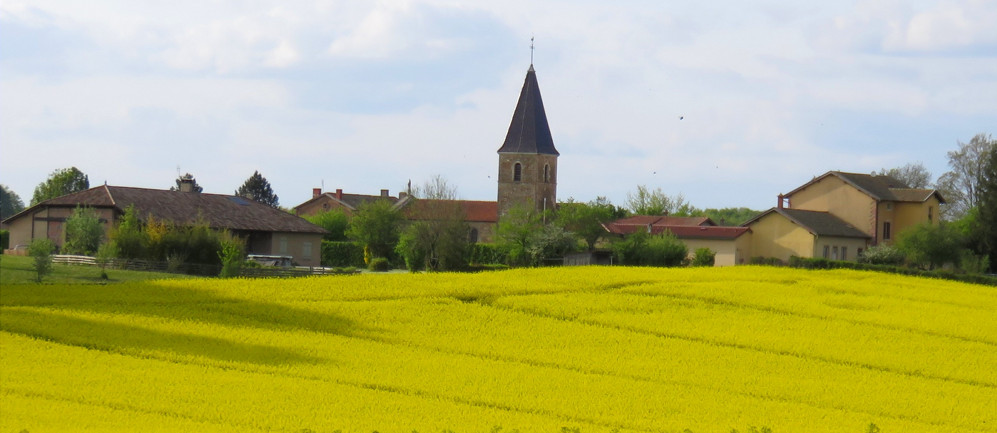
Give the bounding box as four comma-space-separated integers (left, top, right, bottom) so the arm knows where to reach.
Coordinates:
883, 222, 892, 240
857, 248, 863, 257
885, 202, 893, 211
841, 247, 847, 261
279, 236, 288, 255
513, 163, 522, 182
928, 206, 933, 223
832, 246, 839, 260
544, 164, 550, 183
823, 245, 830, 259
468, 228, 479, 244
302, 241, 312, 260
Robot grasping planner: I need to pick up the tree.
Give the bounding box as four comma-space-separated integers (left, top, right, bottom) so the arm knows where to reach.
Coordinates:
1, 184, 25, 220
897, 223, 963, 270
304, 209, 349, 241
626, 185, 695, 216
935, 133, 996, 220
28, 238, 55, 282
496, 204, 544, 266
974, 143, 997, 272
346, 199, 402, 261
170, 173, 203, 193
63, 206, 104, 255
872, 162, 932, 188
31, 167, 89, 205
235, 171, 279, 208
692, 207, 761, 226
109, 205, 149, 259
395, 175, 472, 271
556, 197, 617, 251
611, 230, 687, 267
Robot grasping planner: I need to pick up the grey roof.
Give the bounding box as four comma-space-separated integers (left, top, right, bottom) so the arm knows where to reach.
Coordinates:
743, 208, 870, 239
786, 171, 944, 203
5, 185, 325, 234
497, 65, 559, 155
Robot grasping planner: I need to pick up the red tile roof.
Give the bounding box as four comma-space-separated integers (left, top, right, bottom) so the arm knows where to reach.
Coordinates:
401, 199, 498, 223
605, 221, 749, 239
609, 215, 715, 227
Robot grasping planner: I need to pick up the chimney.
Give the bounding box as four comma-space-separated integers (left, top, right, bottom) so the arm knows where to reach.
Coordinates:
399, 191, 408, 199
335, 189, 343, 200
777, 194, 784, 209
179, 174, 196, 193
381, 189, 389, 198
312, 188, 322, 198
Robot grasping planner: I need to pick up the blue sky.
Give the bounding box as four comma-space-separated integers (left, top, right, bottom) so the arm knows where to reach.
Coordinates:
2, 0, 995, 211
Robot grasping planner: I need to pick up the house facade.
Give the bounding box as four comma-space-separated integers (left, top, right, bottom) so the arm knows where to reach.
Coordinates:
741, 171, 945, 262
2, 185, 327, 267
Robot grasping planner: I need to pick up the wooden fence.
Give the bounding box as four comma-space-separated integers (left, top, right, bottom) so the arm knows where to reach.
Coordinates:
50, 255, 354, 278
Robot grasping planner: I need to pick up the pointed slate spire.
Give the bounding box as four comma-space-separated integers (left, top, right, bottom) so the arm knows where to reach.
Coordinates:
497, 65, 559, 156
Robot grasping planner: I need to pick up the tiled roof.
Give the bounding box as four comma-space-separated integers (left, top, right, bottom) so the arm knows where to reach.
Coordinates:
401, 199, 498, 223
744, 208, 870, 239
609, 215, 715, 227
294, 191, 399, 213
6, 185, 325, 234
605, 220, 749, 239
889, 188, 945, 203
786, 171, 943, 203
497, 65, 559, 156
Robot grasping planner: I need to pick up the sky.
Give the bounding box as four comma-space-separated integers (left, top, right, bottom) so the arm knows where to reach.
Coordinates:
1, 0, 995, 211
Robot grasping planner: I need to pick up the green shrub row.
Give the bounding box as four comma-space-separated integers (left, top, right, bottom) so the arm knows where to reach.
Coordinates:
321, 241, 365, 268
0, 229, 9, 252
469, 243, 508, 265
787, 256, 997, 286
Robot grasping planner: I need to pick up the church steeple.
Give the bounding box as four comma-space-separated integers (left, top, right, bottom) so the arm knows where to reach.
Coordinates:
497, 65, 559, 156
497, 64, 559, 216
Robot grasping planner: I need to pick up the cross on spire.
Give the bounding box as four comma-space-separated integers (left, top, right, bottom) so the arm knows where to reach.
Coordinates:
530, 36, 534, 65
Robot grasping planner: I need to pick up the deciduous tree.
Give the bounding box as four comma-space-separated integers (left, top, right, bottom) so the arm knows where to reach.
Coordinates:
63, 206, 104, 255
935, 133, 996, 220
31, 167, 89, 205
873, 162, 932, 188
556, 197, 618, 251
626, 185, 695, 216
235, 171, 279, 208
346, 199, 402, 261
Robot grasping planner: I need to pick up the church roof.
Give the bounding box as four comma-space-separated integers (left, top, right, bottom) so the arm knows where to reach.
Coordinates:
497, 65, 559, 156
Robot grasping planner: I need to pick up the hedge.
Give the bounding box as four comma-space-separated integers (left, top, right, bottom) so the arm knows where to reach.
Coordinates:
321, 241, 365, 268
787, 256, 997, 286
469, 243, 507, 265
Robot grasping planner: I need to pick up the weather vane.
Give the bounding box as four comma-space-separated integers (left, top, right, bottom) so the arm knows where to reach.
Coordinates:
530, 36, 535, 65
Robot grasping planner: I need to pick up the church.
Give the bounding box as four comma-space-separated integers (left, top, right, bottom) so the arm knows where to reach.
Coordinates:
294, 63, 559, 243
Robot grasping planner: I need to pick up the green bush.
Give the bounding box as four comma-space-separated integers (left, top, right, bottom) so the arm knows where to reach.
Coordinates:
28, 238, 55, 282
612, 231, 687, 267
857, 244, 906, 266
1, 229, 9, 252
217, 237, 244, 278
63, 206, 104, 255
469, 243, 507, 265
749, 256, 785, 266
367, 257, 391, 272
691, 247, 716, 267
321, 241, 365, 267
788, 256, 997, 286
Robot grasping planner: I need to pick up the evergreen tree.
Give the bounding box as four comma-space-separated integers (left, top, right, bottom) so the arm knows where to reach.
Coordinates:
31, 167, 89, 205
235, 171, 279, 208
1, 184, 25, 220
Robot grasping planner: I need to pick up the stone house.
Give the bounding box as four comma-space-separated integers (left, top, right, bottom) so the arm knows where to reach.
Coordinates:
2, 183, 326, 267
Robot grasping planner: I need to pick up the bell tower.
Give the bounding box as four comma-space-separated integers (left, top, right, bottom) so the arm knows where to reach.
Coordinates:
497, 64, 559, 216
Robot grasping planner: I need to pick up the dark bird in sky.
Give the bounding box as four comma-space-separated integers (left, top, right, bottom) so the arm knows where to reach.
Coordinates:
679, 116, 684, 120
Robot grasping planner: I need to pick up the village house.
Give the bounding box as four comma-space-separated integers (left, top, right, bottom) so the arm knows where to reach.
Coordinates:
2, 181, 326, 267
741, 171, 945, 263
603, 215, 752, 266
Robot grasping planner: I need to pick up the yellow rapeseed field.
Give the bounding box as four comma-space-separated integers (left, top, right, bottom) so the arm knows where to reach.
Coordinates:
1, 266, 995, 432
